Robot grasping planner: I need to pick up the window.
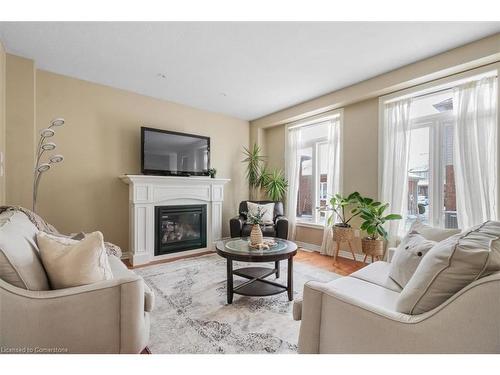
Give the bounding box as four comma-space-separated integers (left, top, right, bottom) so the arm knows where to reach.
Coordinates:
295, 121, 332, 224
381, 67, 498, 239
405, 91, 458, 230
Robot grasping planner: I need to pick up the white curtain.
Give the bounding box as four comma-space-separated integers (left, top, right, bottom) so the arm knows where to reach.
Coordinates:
320, 117, 342, 255
453, 76, 498, 229
285, 126, 302, 240
380, 98, 412, 242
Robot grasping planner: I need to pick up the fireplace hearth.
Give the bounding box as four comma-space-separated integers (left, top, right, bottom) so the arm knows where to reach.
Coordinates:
155, 205, 207, 256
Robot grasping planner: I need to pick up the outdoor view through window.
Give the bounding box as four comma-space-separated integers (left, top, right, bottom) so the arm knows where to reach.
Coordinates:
296, 121, 330, 224
406, 90, 458, 230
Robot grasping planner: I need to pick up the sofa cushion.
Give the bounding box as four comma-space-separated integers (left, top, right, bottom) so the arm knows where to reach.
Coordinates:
0, 211, 50, 290
396, 221, 500, 314
389, 233, 436, 288
410, 221, 461, 242
37, 231, 113, 289
350, 261, 402, 292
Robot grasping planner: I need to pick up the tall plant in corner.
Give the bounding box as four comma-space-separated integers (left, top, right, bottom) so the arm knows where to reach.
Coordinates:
242, 144, 266, 199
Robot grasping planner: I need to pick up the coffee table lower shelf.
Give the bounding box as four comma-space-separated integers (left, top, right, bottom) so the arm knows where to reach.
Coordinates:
225, 259, 293, 304
233, 267, 288, 297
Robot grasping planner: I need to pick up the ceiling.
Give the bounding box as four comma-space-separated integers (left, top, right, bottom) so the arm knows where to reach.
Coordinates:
0, 22, 499, 121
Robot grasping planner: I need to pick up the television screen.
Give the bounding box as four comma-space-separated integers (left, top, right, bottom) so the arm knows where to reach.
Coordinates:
141, 127, 210, 176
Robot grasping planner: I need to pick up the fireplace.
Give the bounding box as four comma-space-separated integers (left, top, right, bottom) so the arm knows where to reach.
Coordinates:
155, 205, 207, 256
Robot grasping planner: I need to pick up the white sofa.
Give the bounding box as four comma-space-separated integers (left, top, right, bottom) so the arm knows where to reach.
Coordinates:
0, 210, 154, 353
294, 251, 500, 353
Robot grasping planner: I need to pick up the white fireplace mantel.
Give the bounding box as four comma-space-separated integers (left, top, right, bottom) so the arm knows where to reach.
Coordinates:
120, 174, 230, 266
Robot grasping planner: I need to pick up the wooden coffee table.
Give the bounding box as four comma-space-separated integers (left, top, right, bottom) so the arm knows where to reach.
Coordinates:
215, 237, 297, 304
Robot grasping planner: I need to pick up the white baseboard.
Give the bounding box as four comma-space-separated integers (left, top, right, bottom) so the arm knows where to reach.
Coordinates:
295, 240, 370, 263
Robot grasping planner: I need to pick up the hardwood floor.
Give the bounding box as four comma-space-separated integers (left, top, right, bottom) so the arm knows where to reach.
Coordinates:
295, 248, 366, 276
125, 248, 366, 275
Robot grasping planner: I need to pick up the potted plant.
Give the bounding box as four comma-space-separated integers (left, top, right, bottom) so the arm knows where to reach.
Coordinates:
242, 144, 266, 199
246, 206, 267, 246
326, 192, 362, 241
357, 197, 402, 261
207, 168, 217, 178
259, 168, 288, 201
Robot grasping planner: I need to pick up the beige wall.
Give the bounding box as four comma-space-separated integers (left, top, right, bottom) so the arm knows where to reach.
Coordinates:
4, 57, 249, 251
252, 33, 500, 253
5, 54, 36, 209
262, 99, 379, 253
0, 41, 5, 205
264, 124, 285, 170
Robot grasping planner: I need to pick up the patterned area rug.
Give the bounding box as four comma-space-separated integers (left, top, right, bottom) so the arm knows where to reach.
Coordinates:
136, 253, 339, 354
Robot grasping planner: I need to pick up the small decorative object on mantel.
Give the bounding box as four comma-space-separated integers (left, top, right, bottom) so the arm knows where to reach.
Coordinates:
246, 206, 266, 247
32, 117, 66, 213
208, 168, 217, 178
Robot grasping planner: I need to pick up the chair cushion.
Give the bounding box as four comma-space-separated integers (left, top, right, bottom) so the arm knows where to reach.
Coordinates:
37, 231, 113, 289
323, 276, 400, 312
350, 261, 402, 293
247, 202, 275, 224
239, 201, 284, 219
397, 221, 500, 314
410, 221, 461, 242
0, 211, 50, 290
389, 233, 436, 288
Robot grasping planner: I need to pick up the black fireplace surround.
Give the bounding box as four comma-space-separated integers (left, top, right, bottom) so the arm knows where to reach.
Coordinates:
155, 204, 207, 256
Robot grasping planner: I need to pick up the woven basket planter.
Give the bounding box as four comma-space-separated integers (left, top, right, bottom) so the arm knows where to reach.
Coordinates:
333, 225, 354, 241
250, 224, 264, 246
361, 238, 385, 257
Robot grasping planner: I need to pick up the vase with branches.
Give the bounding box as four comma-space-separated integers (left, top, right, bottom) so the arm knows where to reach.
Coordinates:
246, 206, 266, 245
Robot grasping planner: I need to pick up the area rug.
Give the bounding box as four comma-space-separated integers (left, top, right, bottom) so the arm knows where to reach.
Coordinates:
136, 253, 339, 354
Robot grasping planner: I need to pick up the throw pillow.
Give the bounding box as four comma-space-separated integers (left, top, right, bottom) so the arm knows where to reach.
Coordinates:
396, 221, 500, 315
0, 211, 50, 290
409, 221, 461, 242
37, 231, 113, 289
247, 202, 275, 224
389, 232, 436, 288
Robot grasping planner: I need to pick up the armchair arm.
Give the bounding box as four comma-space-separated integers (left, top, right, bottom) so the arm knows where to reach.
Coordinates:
274, 215, 288, 239
0, 274, 149, 353
230, 215, 245, 238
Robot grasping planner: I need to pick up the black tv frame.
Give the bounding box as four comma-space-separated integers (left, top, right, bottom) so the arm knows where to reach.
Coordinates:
141, 126, 211, 177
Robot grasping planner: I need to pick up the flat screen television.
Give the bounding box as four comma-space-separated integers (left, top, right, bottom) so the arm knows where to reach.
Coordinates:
141, 127, 210, 176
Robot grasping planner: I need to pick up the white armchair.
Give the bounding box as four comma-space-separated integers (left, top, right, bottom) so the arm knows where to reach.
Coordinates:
294, 260, 500, 353
0, 210, 154, 354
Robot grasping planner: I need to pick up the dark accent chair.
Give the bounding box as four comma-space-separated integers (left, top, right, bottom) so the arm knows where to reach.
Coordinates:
230, 200, 288, 239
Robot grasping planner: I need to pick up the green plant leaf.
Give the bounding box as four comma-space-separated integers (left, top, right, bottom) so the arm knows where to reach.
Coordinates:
242, 144, 266, 188
383, 214, 402, 221
263, 168, 288, 201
